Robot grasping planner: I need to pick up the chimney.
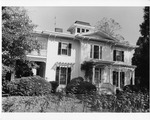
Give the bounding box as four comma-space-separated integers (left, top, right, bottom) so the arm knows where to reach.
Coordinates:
55, 28, 63, 33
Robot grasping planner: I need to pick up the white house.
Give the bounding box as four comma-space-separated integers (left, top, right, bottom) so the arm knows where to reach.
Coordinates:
26, 21, 137, 91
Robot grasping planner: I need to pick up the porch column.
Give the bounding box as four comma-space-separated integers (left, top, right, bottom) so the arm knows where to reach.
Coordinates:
132, 70, 135, 85
108, 66, 112, 84
92, 65, 95, 84
118, 68, 120, 88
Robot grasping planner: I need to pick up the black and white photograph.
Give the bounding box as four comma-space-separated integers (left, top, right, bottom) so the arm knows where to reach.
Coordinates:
1, 0, 150, 120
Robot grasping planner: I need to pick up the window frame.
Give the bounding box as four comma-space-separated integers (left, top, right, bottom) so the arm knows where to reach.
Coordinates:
61, 42, 68, 55
113, 50, 124, 62
58, 42, 72, 56
113, 71, 125, 88
90, 44, 102, 60
77, 28, 80, 33
55, 67, 71, 85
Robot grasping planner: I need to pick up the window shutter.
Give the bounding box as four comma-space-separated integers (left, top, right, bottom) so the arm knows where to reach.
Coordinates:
122, 51, 124, 62
58, 42, 61, 55
90, 45, 93, 58
68, 43, 72, 56
55, 67, 60, 83
116, 71, 119, 87
100, 46, 102, 59
113, 71, 116, 85
113, 50, 116, 61
67, 68, 71, 84
120, 72, 125, 88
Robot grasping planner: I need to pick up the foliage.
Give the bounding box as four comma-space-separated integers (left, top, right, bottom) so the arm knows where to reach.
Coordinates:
66, 77, 96, 94
2, 7, 39, 80
15, 60, 37, 78
132, 7, 149, 90
95, 17, 124, 40
7, 76, 52, 96
2, 95, 82, 112
49, 81, 59, 93
81, 61, 94, 81
123, 85, 140, 93
2, 91, 149, 112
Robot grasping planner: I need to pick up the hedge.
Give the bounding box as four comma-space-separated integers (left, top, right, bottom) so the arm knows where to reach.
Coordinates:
7, 76, 52, 96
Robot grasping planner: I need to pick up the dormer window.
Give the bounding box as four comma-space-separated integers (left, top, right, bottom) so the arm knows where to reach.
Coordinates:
86, 29, 89, 32
77, 28, 80, 33
82, 29, 85, 33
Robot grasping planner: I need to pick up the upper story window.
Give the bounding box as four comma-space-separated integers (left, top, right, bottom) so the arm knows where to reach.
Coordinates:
58, 42, 72, 56
77, 28, 89, 33
90, 45, 102, 59
113, 50, 124, 62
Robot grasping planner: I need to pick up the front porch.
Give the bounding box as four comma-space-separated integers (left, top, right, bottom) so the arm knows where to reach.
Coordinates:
90, 60, 136, 93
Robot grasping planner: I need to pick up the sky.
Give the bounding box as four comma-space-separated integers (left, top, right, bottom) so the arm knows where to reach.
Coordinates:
25, 7, 144, 45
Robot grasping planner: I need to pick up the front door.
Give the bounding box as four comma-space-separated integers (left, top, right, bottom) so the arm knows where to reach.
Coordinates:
94, 68, 101, 87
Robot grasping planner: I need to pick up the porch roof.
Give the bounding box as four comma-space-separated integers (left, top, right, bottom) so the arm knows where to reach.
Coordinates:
88, 59, 115, 66
113, 63, 136, 68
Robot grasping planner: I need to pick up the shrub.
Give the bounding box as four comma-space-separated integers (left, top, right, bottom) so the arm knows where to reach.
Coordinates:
7, 76, 52, 96
70, 76, 84, 82
66, 77, 96, 94
50, 81, 59, 93
123, 85, 140, 93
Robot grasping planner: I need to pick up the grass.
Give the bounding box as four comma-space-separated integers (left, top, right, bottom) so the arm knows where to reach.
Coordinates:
2, 91, 150, 112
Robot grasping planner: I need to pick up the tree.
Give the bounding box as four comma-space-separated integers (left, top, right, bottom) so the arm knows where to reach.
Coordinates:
2, 7, 39, 81
95, 17, 124, 40
132, 7, 149, 90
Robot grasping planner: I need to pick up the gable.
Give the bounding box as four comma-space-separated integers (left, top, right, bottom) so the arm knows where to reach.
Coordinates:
80, 31, 118, 42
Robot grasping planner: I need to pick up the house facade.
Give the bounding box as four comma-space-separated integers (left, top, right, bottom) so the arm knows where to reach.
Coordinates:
26, 21, 137, 91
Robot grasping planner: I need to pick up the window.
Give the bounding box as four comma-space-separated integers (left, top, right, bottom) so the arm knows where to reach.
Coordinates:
61, 43, 68, 55
82, 29, 85, 33
113, 50, 124, 62
60, 67, 67, 84
120, 72, 125, 88
95, 68, 101, 84
113, 71, 125, 88
58, 42, 72, 56
113, 71, 119, 87
86, 29, 89, 32
90, 45, 102, 59
94, 45, 99, 59
55, 67, 71, 85
77, 28, 80, 33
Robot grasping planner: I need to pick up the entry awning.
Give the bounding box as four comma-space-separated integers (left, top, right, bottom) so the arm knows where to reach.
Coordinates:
52, 62, 74, 69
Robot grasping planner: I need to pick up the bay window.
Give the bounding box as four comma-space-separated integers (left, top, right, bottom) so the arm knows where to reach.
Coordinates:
113, 71, 125, 88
